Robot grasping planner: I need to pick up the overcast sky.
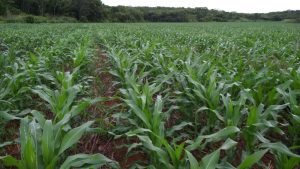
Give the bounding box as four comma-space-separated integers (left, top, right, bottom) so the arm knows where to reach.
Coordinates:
101, 0, 300, 13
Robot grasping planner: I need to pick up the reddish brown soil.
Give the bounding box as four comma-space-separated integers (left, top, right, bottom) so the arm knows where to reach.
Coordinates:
77, 47, 147, 168
1, 47, 284, 169
78, 135, 148, 168
2, 120, 20, 159
233, 137, 275, 169
165, 111, 182, 128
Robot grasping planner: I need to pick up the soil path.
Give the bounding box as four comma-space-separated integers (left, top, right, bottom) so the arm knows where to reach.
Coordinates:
78, 47, 147, 168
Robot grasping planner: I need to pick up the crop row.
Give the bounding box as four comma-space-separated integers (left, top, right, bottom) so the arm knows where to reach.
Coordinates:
0, 24, 119, 169
0, 23, 300, 169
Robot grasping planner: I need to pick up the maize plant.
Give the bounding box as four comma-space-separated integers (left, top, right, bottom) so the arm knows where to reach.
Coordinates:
277, 84, 300, 146
1, 23, 300, 169
31, 70, 103, 122
0, 115, 119, 169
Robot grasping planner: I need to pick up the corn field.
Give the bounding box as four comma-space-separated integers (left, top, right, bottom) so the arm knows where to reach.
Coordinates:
0, 22, 300, 169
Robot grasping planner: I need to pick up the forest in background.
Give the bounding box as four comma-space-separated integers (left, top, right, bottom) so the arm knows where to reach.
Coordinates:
0, 0, 300, 23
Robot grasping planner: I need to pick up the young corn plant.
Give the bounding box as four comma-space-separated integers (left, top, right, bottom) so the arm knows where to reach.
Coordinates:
185, 139, 237, 169
119, 81, 164, 146
220, 91, 249, 127
260, 142, 300, 169
0, 52, 49, 120
116, 77, 240, 168
135, 131, 238, 169
0, 56, 31, 111
115, 82, 166, 167
242, 103, 287, 152
0, 115, 119, 169
186, 127, 300, 169
277, 85, 300, 146
272, 148, 300, 169
32, 70, 102, 122
72, 37, 91, 68
108, 47, 137, 87
181, 60, 224, 132
185, 127, 241, 169
114, 78, 185, 168
122, 95, 241, 169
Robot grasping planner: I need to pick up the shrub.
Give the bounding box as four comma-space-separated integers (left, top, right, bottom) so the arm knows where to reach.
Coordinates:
24, 16, 35, 23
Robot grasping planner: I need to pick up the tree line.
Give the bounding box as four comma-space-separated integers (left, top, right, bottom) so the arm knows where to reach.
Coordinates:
0, 0, 299, 22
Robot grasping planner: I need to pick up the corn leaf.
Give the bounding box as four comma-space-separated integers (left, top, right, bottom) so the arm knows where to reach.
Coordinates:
58, 121, 93, 155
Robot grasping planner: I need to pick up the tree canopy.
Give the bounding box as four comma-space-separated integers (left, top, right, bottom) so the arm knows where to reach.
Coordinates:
0, 0, 299, 22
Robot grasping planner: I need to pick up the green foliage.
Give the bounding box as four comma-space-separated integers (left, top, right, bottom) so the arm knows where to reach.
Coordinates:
0, 23, 117, 168
102, 22, 300, 168
24, 16, 34, 23
1, 15, 78, 23
185, 138, 237, 169
1, 23, 300, 169
0, 116, 118, 169
1, 0, 299, 22
31, 70, 102, 122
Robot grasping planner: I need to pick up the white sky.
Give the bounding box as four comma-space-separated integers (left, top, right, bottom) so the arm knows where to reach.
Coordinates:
101, 0, 300, 13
